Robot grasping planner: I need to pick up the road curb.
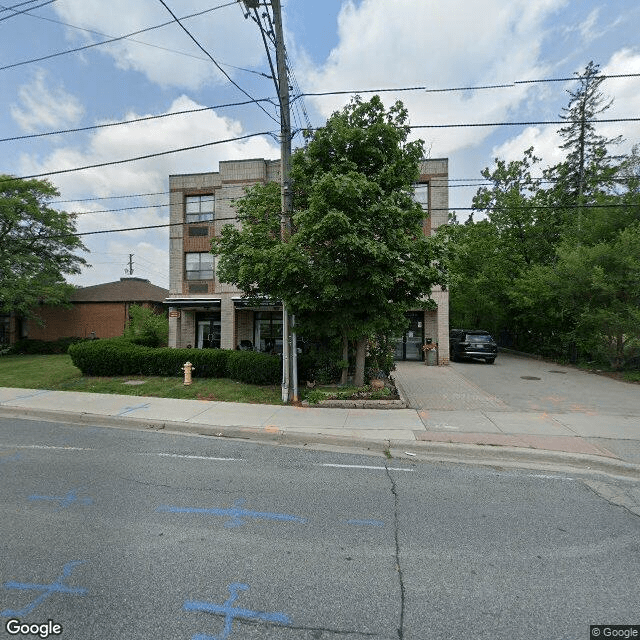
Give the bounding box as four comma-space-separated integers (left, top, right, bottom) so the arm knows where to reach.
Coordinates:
2, 405, 639, 480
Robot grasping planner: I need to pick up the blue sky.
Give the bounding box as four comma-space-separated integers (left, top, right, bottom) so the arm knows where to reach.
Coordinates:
1, 0, 640, 289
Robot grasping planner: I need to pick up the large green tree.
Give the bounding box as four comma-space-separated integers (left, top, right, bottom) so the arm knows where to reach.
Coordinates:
0, 175, 88, 318
447, 61, 639, 365
213, 96, 445, 385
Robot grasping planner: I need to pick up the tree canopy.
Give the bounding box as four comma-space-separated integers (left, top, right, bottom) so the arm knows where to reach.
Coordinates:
213, 95, 445, 385
444, 62, 640, 370
0, 175, 88, 318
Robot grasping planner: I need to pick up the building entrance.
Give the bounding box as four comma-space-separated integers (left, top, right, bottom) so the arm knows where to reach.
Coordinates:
196, 313, 221, 349
394, 311, 424, 361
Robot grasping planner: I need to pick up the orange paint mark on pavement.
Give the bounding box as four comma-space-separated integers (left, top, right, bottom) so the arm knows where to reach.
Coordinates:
264, 426, 280, 433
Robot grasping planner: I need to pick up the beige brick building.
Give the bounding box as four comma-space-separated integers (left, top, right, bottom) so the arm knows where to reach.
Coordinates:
165, 158, 449, 363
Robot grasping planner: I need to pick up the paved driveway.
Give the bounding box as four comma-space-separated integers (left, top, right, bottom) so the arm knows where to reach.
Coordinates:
394, 352, 640, 416
392, 352, 640, 463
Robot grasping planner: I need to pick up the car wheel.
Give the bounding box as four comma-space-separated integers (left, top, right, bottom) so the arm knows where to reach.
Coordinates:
486, 358, 495, 364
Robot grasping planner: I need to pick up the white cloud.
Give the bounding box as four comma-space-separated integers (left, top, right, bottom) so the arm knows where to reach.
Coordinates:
601, 48, 640, 152
18, 95, 279, 199
17, 95, 278, 287
490, 47, 640, 168
301, 0, 568, 157
52, 0, 266, 89
11, 69, 84, 133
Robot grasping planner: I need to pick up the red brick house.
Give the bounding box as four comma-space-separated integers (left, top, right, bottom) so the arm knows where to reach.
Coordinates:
2, 278, 168, 345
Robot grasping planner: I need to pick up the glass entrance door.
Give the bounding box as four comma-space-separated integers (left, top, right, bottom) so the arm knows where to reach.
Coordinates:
393, 311, 424, 361
196, 315, 221, 349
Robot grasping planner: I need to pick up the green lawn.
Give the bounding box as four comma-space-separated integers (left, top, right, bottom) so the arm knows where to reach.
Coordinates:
0, 354, 283, 404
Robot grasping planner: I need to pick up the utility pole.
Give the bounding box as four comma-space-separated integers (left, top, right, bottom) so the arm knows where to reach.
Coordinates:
271, 0, 297, 403
241, 0, 297, 402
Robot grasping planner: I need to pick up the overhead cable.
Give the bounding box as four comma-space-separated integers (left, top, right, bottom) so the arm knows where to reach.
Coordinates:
294, 72, 640, 100
0, 0, 56, 22
3, 1, 270, 77
0, 1, 238, 71
0, 98, 275, 143
156, 0, 278, 124
0, 131, 273, 182
0, 0, 48, 12
5, 70, 640, 145
35, 200, 640, 240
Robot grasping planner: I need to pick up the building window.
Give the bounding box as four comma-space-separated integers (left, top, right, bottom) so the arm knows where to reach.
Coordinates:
414, 183, 429, 211
186, 194, 214, 223
189, 282, 209, 293
185, 252, 214, 280
188, 226, 208, 237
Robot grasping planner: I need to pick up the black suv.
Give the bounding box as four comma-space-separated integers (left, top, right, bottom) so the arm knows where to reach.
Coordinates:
449, 329, 498, 364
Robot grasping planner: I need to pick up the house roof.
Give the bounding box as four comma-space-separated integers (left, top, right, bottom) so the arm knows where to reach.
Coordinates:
70, 278, 169, 303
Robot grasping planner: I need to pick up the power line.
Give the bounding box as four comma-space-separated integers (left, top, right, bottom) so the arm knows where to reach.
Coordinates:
156, 0, 278, 124
0, 0, 55, 22
5, 73, 640, 146
52, 191, 170, 204
1, 1, 271, 78
0, 98, 276, 144
409, 117, 640, 129
36, 200, 640, 241
0, 0, 47, 12
0, 130, 274, 182
68, 194, 242, 215
294, 72, 640, 101
0, 2, 238, 71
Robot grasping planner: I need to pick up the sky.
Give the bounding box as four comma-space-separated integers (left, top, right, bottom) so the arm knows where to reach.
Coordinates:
1, 0, 640, 290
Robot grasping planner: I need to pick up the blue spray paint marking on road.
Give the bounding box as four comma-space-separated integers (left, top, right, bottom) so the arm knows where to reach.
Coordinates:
345, 519, 385, 527
184, 583, 291, 640
29, 487, 93, 510
1, 561, 87, 617
0, 453, 21, 464
157, 498, 307, 528
117, 403, 151, 416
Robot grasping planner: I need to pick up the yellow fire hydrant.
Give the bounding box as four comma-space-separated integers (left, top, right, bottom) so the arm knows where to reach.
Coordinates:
182, 361, 194, 386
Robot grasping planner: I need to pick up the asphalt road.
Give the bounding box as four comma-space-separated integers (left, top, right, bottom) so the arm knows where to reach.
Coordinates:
1, 416, 639, 640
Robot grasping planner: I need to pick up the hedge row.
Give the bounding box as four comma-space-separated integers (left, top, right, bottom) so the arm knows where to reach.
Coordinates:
67, 338, 281, 386
8, 337, 87, 355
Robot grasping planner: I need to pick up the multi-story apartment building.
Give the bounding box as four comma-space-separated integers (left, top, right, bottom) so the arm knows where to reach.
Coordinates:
165, 157, 449, 363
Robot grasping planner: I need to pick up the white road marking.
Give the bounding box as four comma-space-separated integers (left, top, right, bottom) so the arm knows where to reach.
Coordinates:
525, 473, 575, 481
0, 444, 94, 451
151, 453, 243, 462
318, 463, 414, 472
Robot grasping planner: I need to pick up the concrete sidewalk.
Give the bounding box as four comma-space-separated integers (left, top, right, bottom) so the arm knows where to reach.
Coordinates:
0, 374, 639, 477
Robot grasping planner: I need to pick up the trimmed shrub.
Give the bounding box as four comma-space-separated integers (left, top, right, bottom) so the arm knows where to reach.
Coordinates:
226, 350, 281, 385
67, 338, 279, 384
9, 337, 86, 355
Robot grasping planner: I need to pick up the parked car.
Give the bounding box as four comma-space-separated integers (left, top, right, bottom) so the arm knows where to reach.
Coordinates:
449, 329, 498, 364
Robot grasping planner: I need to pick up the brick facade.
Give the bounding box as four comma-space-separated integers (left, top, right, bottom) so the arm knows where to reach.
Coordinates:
166, 158, 450, 364
27, 302, 129, 340
13, 278, 169, 344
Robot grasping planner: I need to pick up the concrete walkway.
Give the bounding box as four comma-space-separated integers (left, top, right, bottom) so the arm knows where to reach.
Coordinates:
0, 353, 639, 476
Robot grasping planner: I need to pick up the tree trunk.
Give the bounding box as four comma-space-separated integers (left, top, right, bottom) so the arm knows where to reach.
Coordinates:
340, 335, 349, 385
354, 336, 367, 387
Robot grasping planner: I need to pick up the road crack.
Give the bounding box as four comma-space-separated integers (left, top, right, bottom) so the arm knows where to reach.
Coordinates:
384, 463, 405, 640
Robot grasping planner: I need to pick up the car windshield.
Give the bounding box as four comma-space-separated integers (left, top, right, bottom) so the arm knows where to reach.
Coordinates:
465, 334, 493, 342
